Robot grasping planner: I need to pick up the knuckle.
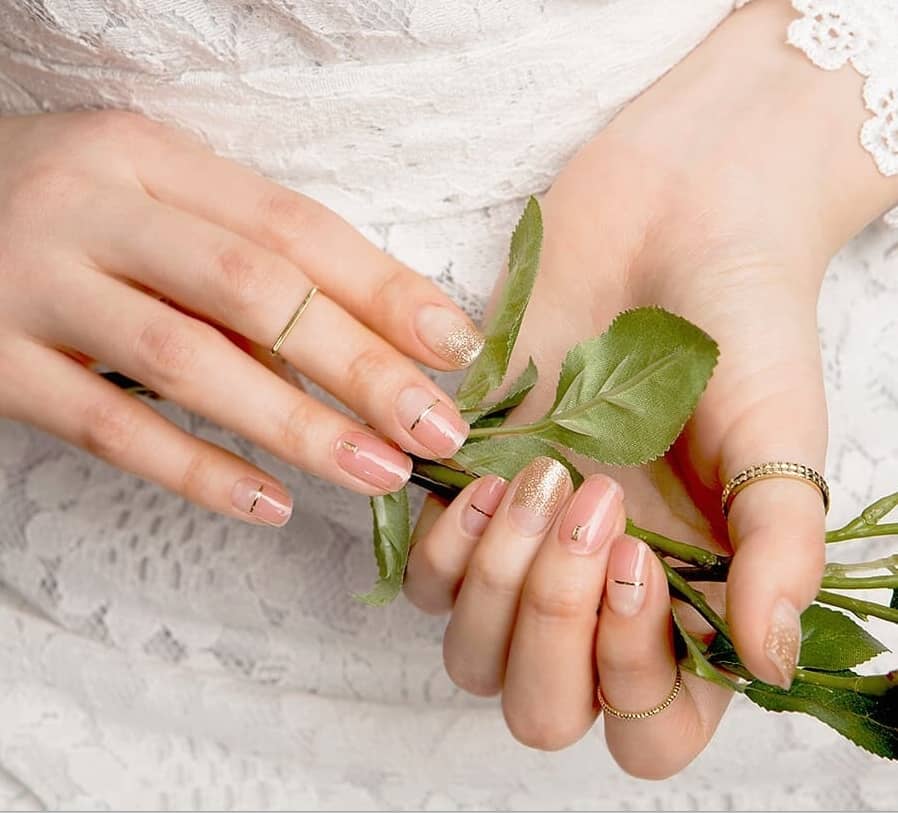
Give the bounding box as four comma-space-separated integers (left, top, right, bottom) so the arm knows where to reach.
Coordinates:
370, 264, 412, 311
464, 557, 522, 602
210, 244, 269, 312
597, 642, 657, 676
523, 579, 594, 623
75, 109, 154, 146
442, 655, 501, 698
504, 705, 588, 752
279, 397, 314, 459
133, 317, 205, 389
4, 163, 85, 224
178, 451, 216, 501
345, 345, 395, 396
81, 400, 138, 462
260, 190, 328, 254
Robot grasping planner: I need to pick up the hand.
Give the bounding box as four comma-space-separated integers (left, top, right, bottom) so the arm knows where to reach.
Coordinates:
404, 0, 898, 776
0, 111, 482, 525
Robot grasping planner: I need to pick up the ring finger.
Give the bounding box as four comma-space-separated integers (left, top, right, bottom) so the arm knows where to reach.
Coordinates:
88, 194, 470, 460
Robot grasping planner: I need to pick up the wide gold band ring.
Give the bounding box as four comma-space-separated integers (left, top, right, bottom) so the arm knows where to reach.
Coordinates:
271, 285, 319, 355
597, 665, 682, 721
721, 461, 830, 519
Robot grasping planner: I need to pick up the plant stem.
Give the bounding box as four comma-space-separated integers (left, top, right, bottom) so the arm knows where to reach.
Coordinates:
467, 421, 549, 440
662, 560, 731, 640
816, 590, 898, 624
825, 555, 898, 578
826, 523, 898, 543
626, 520, 727, 569
792, 668, 898, 696
820, 574, 898, 590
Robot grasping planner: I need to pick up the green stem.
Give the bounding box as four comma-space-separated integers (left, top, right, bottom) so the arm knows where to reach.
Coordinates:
826, 523, 898, 543
662, 560, 731, 640
626, 520, 726, 569
792, 668, 898, 696
824, 555, 898, 578
466, 421, 549, 440
820, 574, 898, 590
816, 590, 898, 624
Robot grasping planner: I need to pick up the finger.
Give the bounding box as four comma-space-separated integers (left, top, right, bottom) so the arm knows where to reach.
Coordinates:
404, 476, 509, 615
87, 195, 469, 460
690, 301, 826, 689
133, 134, 484, 371
3, 339, 293, 525
597, 536, 731, 779
443, 458, 572, 696
45, 272, 411, 496
502, 475, 625, 751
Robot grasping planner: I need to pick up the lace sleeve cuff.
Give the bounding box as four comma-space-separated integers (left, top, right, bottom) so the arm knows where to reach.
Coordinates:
740, 0, 898, 227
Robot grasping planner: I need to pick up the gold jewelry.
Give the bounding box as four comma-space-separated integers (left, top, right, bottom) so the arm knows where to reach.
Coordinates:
721, 461, 829, 519
271, 285, 319, 355
598, 665, 682, 721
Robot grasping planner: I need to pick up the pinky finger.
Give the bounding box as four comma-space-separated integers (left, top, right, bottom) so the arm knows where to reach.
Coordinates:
596, 536, 731, 779
4, 340, 294, 527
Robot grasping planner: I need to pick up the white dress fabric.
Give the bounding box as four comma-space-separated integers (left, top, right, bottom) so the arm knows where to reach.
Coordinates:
0, 1, 898, 809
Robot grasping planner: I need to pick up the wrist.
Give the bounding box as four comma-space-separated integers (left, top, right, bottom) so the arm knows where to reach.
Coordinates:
603, 0, 898, 264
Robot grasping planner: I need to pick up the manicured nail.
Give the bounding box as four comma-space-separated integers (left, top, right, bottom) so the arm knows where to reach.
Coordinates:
232, 479, 292, 527
765, 597, 801, 690
335, 432, 411, 491
460, 475, 507, 537
559, 474, 623, 555
606, 536, 649, 616
396, 386, 468, 458
508, 457, 570, 536
415, 304, 485, 368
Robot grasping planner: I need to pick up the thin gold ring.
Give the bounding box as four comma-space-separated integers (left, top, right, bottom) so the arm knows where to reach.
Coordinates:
271, 285, 319, 355
598, 665, 682, 721
721, 461, 829, 519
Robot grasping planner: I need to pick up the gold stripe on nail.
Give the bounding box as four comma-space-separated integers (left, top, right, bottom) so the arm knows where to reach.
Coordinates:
469, 504, 493, 518
571, 525, 583, 542
613, 579, 645, 587
409, 398, 441, 432
341, 440, 359, 453
249, 484, 265, 514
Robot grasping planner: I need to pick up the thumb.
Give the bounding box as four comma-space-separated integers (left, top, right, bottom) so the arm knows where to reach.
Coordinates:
693, 295, 828, 689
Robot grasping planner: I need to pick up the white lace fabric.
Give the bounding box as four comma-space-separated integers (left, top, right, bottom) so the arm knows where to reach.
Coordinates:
0, 1, 898, 810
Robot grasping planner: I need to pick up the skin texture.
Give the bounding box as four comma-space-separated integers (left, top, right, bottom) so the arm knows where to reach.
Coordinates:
0, 109, 485, 525
404, 0, 898, 777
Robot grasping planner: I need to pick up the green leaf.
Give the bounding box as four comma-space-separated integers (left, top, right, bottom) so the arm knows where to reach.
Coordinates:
672, 611, 741, 692
456, 198, 542, 410
891, 590, 898, 611
454, 435, 584, 487
536, 307, 718, 466
464, 358, 538, 427
799, 604, 888, 671
862, 490, 898, 525
354, 489, 411, 606
745, 679, 898, 760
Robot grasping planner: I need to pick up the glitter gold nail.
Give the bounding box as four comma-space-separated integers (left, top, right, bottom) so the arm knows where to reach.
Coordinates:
512, 457, 569, 518
437, 324, 485, 368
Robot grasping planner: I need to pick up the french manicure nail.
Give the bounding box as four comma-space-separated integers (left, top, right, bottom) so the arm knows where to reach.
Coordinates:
606, 536, 649, 616
415, 304, 485, 368
232, 479, 292, 527
460, 475, 507, 537
508, 457, 570, 536
765, 597, 802, 689
335, 432, 411, 491
559, 474, 623, 555
396, 386, 468, 458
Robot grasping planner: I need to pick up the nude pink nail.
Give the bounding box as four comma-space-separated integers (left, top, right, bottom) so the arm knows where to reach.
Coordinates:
558, 474, 623, 555
606, 536, 650, 617
396, 386, 468, 458
460, 475, 507, 537
231, 479, 292, 527
335, 432, 411, 491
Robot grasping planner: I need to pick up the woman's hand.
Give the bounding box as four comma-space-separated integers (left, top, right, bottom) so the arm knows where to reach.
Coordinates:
0, 111, 482, 525
404, 0, 898, 775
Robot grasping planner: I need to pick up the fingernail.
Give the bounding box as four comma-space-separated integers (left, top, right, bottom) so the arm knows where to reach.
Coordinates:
396, 386, 468, 458
606, 536, 649, 617
231, 479, 292, 527
460, 475, 507, 537
508, 457, 570, 536
335, 432, 411, 491
765, 597, 801, 690
415, 304, 485, 368
559, 474, 623, 555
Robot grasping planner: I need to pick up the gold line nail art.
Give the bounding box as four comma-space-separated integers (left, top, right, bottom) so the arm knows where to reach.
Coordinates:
512, 457, 569, 517
571, 525, 583, 542
341, 440, 359, 453
249, 484, 264, 514
438, 325, 485, 368
613, 579, 645, 587
409, 398, 441, 432
470, 504, 493, 518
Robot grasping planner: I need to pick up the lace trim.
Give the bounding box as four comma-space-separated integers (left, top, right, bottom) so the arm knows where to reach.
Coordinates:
785, 0, 898, 226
